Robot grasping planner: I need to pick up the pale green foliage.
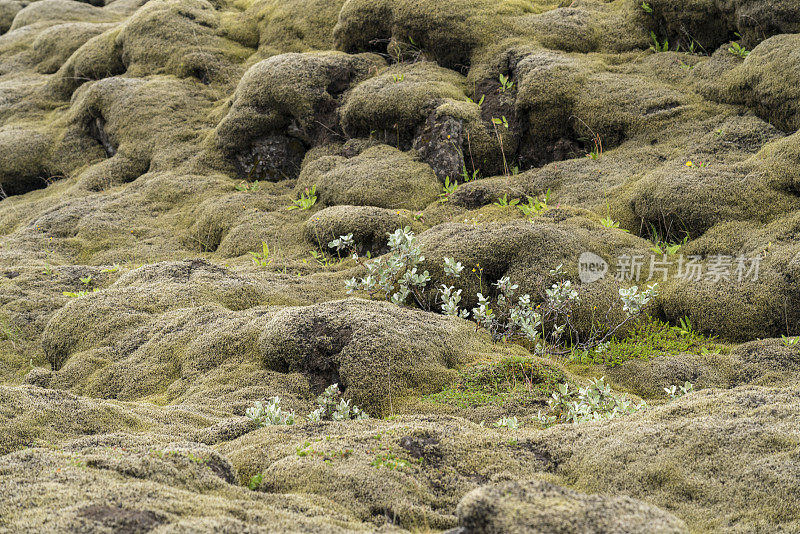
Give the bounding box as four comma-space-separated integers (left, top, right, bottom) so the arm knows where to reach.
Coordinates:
664, 381, 694, 399
307, 383, 368, 422
619, 284, 659, 315
517, 189, 551, 217
537, 377, 647, 426
287, 185, 317, 210
346, 227, 431, 307
494, 416, 520, 430
439, 176, 459, 203
650, 32, 668, 52
641, 2, 653, 14
246, 397, 296, 426
328, 233, 354, 253
498, 73, 514, 92
600, 216, 621, 229
782, 335, 799, 347
347, 230, 658, 355
250, 241, 272, 267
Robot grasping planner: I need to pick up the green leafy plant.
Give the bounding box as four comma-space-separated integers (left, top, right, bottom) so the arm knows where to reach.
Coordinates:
461, 166, 480, 182
537, 377, 647, 426
494, 416, 520, 430
517, 189, 551, 217
246, 397, 296, 426
491, 116, 511, 176
672, 316, 695, 337
600, 216, 623, 230
782, 335, 799, 347
493, 193, 519, 208
307, 383, 368, 422
249, 241, 272, 267
648, 225, 688, 255
79, 275, 92, 286
640, 2, 653, 13
439, 176, 459, 203
287, 185, 317, 211
728, 41, 749, 58
466, 94, 485, 107
248, 473, 264, 490
650, 31, 668, 52
235, 180, 260, 192
392, 73, 405, 83
101, 263, 120, 273
664, 381, 694, 399
498, 73, 514, 92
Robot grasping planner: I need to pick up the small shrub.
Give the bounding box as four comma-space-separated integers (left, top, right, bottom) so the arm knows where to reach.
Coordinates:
494, 416, 520, 430
307, 384, 368, 422
664, 381, 693, 399
537, 377, 646, 426
287, 185, 317, 211
250, 241, 272, 267
246, 397, 296, 426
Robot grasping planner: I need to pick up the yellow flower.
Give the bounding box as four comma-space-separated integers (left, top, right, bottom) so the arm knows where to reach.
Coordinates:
685, 161, 694, 167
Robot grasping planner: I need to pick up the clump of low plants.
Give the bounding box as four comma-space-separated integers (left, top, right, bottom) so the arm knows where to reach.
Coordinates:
537, 377, 646, 426
308, 384, 368, 422
664, 381, 693, 399
287, 185, 317, 211
570, 317, 722, 367
246, 397, 296, 426
235, 180, 260, 192
250, 241, 272, 267
494, 416, 520, 430
347, 228, 658, 356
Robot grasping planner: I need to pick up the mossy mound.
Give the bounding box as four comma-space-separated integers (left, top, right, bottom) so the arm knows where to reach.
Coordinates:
339, 61, 467, 144
527, 386, 800, 532
296, 144, 441, 210
0, 434, 375, 533
258, 298, 475, 414
456, 479, 688, 534
303, 204, 422, 254
220, 414, 551, 531
215, 51, 382, 180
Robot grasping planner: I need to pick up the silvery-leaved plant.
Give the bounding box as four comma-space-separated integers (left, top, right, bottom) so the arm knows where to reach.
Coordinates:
246, 397, 296, 426
307, 383, 368, 422
328, 233, 355, 253
619, 284, 658, 315
346, 230, 659, 356
494, 416, 521, 430
664, 381, 693, 399
537, 377, 646, 426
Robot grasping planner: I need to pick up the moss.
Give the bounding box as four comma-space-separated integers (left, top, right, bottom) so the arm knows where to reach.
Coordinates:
10, 0, 116, 31
720, 33, 800, 132
456, 479, 689, 534
422, 352, 564, 411
296, 144, 441, 210
215, 50, 382, 168
339, 61, 468, 144
114, 0, 253, 85
258, 298, 476, 414
572, 317, 724, 368
527, 386, 800, 532
31, 22, 114, 74
303, 204, 424, 254
253, 0, 346, 56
